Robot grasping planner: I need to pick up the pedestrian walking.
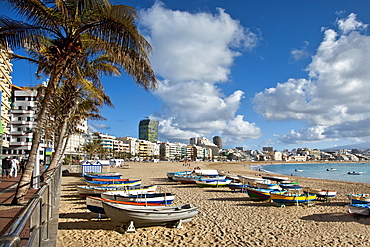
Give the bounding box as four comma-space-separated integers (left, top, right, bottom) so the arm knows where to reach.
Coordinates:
2, 157, 11, 178
9, 157, 19, 178
19, 158, 26, 173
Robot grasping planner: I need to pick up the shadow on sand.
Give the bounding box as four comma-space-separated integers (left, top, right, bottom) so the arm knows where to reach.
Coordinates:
300, 212, 370, 225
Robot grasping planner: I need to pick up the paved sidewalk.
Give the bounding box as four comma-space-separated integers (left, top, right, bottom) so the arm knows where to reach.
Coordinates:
0, 174, 39, 239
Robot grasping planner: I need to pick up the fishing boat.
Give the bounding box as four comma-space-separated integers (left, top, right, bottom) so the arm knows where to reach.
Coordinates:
228, 182, 250, 192
84, 173, 122, 181
270, 191, 317, 206
295, 169, 303, 172
92, 178, 129, 182
172, 175, 202, 184
326, 168, 337, 171
347, 171, 363, 175
237, 175, 266, 184
246, 187, 286, 201
86, 196, 165, 215
347, 194, 370, 204
348, 204, 370, 216
101, 192, 175, 205
279, 183, 302, 190
192, 169, 219, 176
102, 201, 199, 232
255, 182, 281, 190
261, 175, 289, 182
94, 185, 158, 195
195, 178, 231, 187
302, 188, 337, 198
76, 185, 98, 197
166, 171, 192, 181
85, 179, 141, 187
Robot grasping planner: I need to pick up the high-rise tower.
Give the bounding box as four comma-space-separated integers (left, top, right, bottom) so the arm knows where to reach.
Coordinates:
138, 118, 159, 142
213, 136, 222, 149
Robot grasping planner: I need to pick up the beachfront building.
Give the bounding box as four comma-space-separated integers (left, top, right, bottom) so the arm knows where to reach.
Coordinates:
0, 47, 13, 150
138, 118, 159, 142
138, 140, 159, 160
117, 136, 140, 158
6, 86, 49, 160
63, 120, 89, 160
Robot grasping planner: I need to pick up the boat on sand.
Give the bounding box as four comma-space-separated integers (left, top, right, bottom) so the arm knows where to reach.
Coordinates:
102, 201, 199, 232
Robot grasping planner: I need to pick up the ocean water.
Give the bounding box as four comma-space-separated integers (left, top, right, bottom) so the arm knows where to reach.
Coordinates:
251, 162, 370, 184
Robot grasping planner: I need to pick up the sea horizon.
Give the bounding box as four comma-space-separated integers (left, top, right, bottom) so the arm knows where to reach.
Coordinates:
250, 162, 370, 183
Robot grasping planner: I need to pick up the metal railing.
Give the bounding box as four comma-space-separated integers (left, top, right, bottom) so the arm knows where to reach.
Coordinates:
0, 164, 62, 247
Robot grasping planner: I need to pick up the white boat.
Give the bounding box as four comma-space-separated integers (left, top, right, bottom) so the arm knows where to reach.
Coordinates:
192, 169, 219, 176
76, 185, 97, 197
348, 204, 370, 216
102, 201, 199, 232
294, 169, 303, 172
326, 168, 337, 171
237, 175, 266, 184
101, 192, 175, 204
261, 175, 289, 182
255, 182, 281, 190
347, 171, 362, 175
302, 188, 337, 198
86, 196, 165, 215
94, 185, 158, 195
195, 178, 231, 187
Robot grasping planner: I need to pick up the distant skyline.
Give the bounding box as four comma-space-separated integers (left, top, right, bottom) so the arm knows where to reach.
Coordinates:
4, 0, 370, 151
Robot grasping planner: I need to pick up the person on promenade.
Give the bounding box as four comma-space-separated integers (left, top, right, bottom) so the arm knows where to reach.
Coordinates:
9, 157, 19, 178
2, 157, 11, 178
19, 158, 26, 174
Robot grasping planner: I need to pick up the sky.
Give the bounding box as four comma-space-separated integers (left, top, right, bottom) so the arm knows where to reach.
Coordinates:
3, 0, 370, 151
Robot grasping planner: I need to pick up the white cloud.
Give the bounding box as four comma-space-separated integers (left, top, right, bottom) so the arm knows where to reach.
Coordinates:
88, 123, 110, 132
253, 13, 370, 144
278, 126, 336, 145
291, 41, 310, 61
139, 2, 261, 145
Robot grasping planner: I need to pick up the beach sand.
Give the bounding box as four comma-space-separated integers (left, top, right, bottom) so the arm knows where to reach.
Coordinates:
57, 161, 370, 246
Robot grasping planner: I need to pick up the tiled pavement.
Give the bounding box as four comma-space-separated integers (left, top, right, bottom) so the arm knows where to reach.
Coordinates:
0, 174, 39, 241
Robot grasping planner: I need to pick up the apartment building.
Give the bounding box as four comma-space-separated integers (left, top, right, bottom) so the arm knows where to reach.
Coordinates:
6, 87, 49, 160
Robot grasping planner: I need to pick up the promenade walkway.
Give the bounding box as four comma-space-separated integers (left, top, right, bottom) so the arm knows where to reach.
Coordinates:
0, 174, 39, 244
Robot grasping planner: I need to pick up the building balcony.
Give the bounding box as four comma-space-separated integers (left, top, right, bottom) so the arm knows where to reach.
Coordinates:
9, 141, 32, 147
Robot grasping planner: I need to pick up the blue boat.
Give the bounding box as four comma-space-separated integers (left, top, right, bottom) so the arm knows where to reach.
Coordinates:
85, 179, 141, 187
347, 194, 370, 204
84, 173, 122, 181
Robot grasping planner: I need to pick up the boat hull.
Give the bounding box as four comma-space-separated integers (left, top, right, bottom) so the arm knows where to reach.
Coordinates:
103, 202, 198, 227
94, 185, 158, 195
101, 193, 175, 205
195, 179, 231, 187
85, 180, 141, 187
246, 187, 285, 201
270, 193, 317, 205
348, 204, 370, 216
86, 196, 165, 214
348, 194, 370, 204
303, 188, 337, 198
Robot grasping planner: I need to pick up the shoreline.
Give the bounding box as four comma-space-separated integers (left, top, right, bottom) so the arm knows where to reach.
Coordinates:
57, 161, 370, 246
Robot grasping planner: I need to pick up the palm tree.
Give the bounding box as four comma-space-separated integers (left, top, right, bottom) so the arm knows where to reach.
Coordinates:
0, 0, 157, 204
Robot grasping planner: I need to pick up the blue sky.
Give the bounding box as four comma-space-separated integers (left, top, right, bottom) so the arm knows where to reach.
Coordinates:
4, 0, 370, 151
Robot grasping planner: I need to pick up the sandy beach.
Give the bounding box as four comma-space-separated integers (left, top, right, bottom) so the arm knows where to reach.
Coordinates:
57, 161, 370, 246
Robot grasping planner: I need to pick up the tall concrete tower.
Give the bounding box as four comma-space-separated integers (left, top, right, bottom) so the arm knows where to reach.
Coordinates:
213, 136, 222, 149
138, 118, 159, 142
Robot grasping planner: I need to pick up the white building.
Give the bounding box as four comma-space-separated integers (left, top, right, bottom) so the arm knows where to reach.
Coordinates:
7, 87, 49, 159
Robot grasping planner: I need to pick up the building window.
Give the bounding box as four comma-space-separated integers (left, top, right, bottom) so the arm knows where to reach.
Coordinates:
17, 127, 22, 131
26, 117, 33, 121
16, 96, 26, 101
18, 117, 22, 121
26, 138, 31, 142
18, 106, 22, 110
17, 138, 21, 142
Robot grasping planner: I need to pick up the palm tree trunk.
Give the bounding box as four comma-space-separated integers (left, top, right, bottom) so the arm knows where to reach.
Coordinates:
11, 69, 63, 205
42, 112, 70, 181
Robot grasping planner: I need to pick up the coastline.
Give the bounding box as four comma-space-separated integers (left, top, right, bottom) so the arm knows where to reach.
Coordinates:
57, 161, 370, 246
